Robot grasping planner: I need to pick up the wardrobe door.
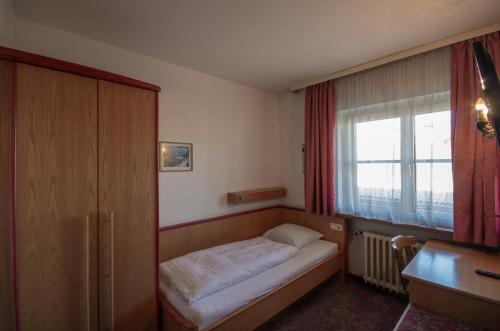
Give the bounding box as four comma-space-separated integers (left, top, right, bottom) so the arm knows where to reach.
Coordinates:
15, 64, 98, 331
0, 60, 13, 331
98, 80, 157, 331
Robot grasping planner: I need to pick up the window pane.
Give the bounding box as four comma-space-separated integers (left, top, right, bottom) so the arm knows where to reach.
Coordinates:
416, 162, 453, 209
415, 111, 451, 160
357, 163, 401, 201
356, 118, 400, 161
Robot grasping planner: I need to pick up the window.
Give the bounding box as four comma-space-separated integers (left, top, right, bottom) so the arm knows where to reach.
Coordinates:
335, 46, 453, 229
356, 117, 401, 204
351, 111, 453, 228
414, 111, 453, 221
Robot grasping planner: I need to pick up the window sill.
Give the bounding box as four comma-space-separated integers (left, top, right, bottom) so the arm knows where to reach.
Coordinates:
336, 212, 453, 237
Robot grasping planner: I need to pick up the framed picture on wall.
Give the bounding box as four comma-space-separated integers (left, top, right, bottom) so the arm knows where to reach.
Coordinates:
159, 142, 193, 172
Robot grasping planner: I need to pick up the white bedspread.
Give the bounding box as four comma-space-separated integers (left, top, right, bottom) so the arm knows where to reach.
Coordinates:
160, 236, 298, 303
161, 239, 338, 330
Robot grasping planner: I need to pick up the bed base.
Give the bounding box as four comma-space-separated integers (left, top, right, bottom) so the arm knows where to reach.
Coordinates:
161, 252, 343, 331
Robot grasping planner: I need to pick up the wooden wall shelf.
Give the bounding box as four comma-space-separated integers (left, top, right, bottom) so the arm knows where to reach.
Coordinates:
227, 187, 287, 204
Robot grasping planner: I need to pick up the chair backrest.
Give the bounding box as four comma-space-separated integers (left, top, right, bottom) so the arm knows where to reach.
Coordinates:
391, 235, 418, 291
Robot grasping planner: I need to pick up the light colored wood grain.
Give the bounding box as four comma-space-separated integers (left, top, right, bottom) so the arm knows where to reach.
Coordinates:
403, 239, 500, 304
280, 208, 349, 280
159, 207, 348, 263
391, 235, 418, 290
159, 208, 282, 262
403, 239, 500, 330
98, 80, 157, 331
161, 298, 197, 331
408, 280, 499, 330
227, 187, 286, 204
0, 60, 13, 331
280, 208, 347, 245
159, 207, 348, 281
391, 235, 417, 251
15, 63, 98, 330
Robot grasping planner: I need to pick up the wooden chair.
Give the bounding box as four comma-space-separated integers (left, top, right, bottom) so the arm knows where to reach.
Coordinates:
391, 235, 417, 291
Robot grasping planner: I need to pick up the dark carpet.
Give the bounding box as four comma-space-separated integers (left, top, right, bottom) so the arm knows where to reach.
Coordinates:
257, 275, 407, 331
397, 304, 488, 331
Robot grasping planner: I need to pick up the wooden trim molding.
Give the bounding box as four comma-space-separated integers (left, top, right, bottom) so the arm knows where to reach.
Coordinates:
0, 46, 161, 92
155, 91, 161, 327
0, 59, 14, 331
280, 206, 305, 212
160, 297, 197, 330
159, 206, 283, 231
11, 62, 18, 331
393, 304, 412, 331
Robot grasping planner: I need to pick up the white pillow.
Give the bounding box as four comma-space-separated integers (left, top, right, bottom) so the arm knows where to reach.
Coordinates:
263, 223, 323, 248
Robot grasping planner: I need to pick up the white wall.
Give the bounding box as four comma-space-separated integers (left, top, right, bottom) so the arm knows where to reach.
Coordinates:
0, 0, 13, 46
1, 0, 453, 271
278, 90, 452, 275
279, 91, 305, 208
1, 4, 281, 227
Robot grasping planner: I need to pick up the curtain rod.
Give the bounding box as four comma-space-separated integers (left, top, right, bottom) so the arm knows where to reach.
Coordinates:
289, 22, 500, 92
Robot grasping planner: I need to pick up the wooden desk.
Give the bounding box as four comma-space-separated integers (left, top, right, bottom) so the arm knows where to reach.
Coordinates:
402, 239, 500, 330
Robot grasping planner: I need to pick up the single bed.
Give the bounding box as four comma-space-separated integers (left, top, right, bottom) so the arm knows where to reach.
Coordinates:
158, 207, 347, 331
161, 239, 338, 330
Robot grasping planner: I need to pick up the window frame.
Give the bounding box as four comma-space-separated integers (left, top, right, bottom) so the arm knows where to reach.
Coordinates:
353, 111, 453, 229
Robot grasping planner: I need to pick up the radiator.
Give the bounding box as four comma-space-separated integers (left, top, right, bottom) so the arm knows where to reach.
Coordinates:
362, 231, 422, 294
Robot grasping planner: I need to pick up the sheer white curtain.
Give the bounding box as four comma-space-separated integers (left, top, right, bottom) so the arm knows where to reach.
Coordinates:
335, 47, 453, 228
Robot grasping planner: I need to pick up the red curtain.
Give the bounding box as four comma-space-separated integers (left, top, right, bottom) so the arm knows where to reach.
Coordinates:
451, 31, 500, 247
304, 80, 335, 216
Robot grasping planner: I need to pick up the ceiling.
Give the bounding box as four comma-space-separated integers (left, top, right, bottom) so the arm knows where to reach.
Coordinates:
12, 0, 500, 92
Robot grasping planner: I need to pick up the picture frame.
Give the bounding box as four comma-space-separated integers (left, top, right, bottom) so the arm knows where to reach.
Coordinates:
159, 141, 193, 172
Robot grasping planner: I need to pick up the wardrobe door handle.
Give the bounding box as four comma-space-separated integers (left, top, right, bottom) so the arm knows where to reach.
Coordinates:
84, 214, 91, 331
109, 210, 115, 330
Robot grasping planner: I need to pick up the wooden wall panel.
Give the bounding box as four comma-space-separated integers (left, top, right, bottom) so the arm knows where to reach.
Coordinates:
98, 80, 157, 331
158, 207, 348, 272
280, 208, 348, 279
159, 208, 282, 262
0, 60, 13, 331
280, 208, 347, 245
15, 64, 98, 331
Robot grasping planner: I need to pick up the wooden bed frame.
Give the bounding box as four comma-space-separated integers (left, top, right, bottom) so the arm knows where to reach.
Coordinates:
158, 206, 348, 331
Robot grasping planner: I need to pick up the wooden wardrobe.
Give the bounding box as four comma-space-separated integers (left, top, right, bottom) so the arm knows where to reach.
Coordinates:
0, 48, 160, 331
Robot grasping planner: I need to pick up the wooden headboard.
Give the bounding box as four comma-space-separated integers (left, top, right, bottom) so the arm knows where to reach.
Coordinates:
280, 207, 347, 246
158, 206, 348, 275
159, 207, 282, 261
